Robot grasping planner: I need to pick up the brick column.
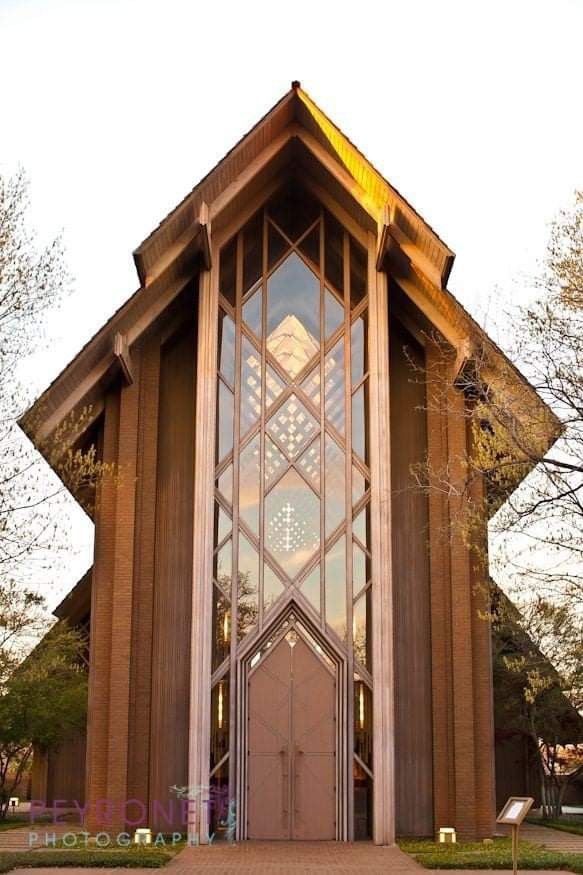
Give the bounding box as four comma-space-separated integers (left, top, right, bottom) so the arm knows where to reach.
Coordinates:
85, 391, 120, 831
85, 351, 142, 833
104, 349, 142, 831
426, 344, 456, 834
446, 384, 478, 839
469, 436, 496, 837
127, 335, 160, 820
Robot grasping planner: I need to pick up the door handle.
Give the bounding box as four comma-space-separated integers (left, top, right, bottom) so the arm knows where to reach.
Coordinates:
280, 747, 289, 821
293, 744, 303, 814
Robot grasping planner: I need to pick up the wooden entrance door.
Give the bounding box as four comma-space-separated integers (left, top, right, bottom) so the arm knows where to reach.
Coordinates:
247, 632, 336, 839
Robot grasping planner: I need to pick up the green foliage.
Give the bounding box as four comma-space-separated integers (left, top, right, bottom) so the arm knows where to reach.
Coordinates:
399, 836, 583, 871
0, 622, 87, 748
492, 589, 583, 816
0, 850, 171, 873
0, 622, 87, 817
527, 817, 583, 837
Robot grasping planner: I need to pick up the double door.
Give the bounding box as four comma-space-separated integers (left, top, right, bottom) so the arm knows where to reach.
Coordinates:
246, 632, 336, 839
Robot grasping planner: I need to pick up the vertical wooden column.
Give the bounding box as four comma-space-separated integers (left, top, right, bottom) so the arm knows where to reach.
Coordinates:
446, 383, 478, 839
188, 264, 218, 842
369, 235, 395, 845
85, 391, 119, 833
426, 343, 456, 833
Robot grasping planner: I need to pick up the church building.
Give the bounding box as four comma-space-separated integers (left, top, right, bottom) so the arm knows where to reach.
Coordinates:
23, 84, 557, 844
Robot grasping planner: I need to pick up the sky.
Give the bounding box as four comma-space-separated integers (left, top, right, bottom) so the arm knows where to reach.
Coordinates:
1, 0, 582, 610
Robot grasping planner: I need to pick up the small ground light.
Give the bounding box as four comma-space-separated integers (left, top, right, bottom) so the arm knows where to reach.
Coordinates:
133, 828, 152, 845
438, 827, 456, 843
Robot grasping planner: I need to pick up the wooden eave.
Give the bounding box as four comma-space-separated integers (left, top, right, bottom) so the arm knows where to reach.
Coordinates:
20, 83, 559, 497
53, 568, 92, 624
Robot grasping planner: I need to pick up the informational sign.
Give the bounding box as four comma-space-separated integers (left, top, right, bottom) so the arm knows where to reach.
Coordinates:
496, 797, 535, 875
496, 797, 534, 826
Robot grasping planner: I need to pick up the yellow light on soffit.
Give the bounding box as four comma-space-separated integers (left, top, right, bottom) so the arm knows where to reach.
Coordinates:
296, 87, 385, 219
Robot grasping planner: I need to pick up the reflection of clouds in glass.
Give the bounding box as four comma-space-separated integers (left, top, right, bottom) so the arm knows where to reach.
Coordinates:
325, 535, 346, 640
239, 436, 260, 534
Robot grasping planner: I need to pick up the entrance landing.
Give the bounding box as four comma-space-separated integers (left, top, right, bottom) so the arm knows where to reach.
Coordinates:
167, 841, 420, 872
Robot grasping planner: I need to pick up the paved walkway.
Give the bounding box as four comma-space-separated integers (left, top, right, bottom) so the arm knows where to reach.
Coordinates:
0, 823, 75, 851
519, 821, 583, 853
0, 823, 581, 872
169, 840, 420, 872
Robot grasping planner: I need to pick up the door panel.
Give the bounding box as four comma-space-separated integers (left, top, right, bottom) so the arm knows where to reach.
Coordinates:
291, 638, 336, 839
247, 638, 291, 840
247, 633, 336, 840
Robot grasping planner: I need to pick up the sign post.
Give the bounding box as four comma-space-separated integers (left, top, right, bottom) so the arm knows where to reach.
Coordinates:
496, 797, 534, 875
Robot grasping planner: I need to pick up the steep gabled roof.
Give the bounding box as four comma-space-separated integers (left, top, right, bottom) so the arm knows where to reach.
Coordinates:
20, 83, 560, 491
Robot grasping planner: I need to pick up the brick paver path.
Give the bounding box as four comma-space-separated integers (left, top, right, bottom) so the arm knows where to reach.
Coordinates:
519, 821, 583, 854
0, 823, 74, 851
167, 840, 421, 872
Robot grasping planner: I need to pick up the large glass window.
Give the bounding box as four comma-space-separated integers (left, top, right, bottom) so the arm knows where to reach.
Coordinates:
210, 185, 373, 839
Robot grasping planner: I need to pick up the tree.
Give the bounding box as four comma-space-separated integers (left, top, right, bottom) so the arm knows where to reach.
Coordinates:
0, 169, 71, 594
416, 192, 583, 612
493, 589, 583, 817
0, 171, 98, 818
0, 617, 87, 818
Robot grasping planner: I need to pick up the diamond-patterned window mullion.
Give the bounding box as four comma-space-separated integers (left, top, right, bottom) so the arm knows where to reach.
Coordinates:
214, 190, 373, 839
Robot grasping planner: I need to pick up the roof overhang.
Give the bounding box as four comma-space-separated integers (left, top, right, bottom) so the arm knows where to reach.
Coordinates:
20, 84, 560, 503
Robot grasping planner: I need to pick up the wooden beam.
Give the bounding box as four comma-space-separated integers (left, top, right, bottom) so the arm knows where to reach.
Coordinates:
209, 128, 293, 225
391, 270, 468, 351
26, 271, 193, 444
377, 205, 445, 290
113, 332, 133, 385
295, 127, 380, 222
368, 232, 396, 845
452, 337, 474, 387
188, 261, 218, 844
198, 202, 212, 270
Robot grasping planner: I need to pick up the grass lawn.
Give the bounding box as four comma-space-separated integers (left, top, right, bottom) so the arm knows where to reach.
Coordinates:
0, 818, 51, 834
398, 836, 583, 871
0, 848, 172, 873
528, 818, 583, 838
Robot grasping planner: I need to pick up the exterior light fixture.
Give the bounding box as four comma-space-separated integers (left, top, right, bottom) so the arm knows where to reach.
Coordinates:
359, 683, 365, 730
438, 827, 456, 843
133, 828, 152, 845
223, 610, 229, 642
218, 682, 224, 729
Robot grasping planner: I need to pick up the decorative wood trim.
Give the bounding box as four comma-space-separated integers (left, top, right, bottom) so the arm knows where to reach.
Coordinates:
27, 271, 193, 446
368, 231, 395, 845
377, 209, 446, 291
391, 270, 467, 349
452, 338, 474, 386
209, 129, 293, 226
198, 202, 212, 271
113, 333, 133, 385
188, 264, 218, 843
